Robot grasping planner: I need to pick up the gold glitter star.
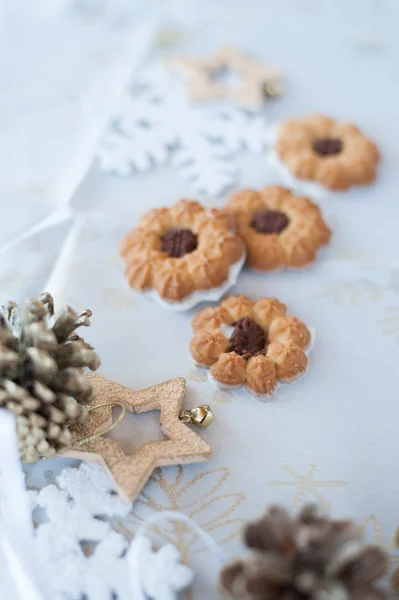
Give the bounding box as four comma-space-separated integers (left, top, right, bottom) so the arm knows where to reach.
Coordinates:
267, 465, 347, 509
64, 373, 212, 503
169, 45, 283, 110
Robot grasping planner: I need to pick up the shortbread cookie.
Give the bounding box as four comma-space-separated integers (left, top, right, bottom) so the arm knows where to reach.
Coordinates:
121, 200, 245, 309
190, 295, 310, 396
226, 186, 331, 271
274, 115, 379, 191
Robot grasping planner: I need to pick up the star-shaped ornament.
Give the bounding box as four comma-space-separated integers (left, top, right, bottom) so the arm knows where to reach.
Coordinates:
64, 373, 212, 503
170, 45, 283, 110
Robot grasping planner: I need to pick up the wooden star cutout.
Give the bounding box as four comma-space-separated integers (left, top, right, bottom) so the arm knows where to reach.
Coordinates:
64, 372, 212, 503
169, 45, 283, 110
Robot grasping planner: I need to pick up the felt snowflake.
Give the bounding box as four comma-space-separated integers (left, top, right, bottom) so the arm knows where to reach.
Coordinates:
32, 463, 131, 599
135, 536, 194, 600
96, 62, 272, 197
31, 462, 193, 600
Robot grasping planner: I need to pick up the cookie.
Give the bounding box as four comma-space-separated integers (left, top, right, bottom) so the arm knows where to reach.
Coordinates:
121, 200, 245, 309
226, 186, 331, 271
190, 295, 310, 396
274, 115, 379, 191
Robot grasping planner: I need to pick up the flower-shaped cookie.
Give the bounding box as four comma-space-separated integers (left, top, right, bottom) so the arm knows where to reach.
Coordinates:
275, 115, 379, 191
190, 295, 310, 396
226, 186, 331, 271
121, 199, 245, 308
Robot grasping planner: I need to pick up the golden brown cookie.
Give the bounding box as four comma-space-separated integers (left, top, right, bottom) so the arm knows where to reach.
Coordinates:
274, 115, 379, 191
190, 295, 310, 396
121, 200, 245, 307
226, 186, 331, 271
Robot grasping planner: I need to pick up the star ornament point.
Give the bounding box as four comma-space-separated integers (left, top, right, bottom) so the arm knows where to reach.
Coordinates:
169, 45, 284, 110
64, 373, 212, 503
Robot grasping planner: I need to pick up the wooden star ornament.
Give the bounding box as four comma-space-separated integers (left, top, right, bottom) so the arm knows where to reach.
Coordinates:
169, 45, 284, 110
63, 372, 212, 503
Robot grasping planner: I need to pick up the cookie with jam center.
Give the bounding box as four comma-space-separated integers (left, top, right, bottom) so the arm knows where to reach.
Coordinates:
274, 115, 379, 191
190, 295, 311, 396
121, 199, 245, 308
226, 186, 331, 271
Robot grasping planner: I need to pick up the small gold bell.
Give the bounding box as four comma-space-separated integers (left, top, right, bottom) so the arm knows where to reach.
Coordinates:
179, 405, 214, 427
264, 80, 282, 98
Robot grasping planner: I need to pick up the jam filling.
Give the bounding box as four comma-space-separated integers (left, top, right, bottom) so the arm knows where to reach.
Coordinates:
312, 137, 343, 156
229, 317, 267, 359
251, 209, 289, 235
161, 228, 198, 258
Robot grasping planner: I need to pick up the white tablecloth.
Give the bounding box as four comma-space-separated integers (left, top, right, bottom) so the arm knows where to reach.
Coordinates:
2, 1, 399, 598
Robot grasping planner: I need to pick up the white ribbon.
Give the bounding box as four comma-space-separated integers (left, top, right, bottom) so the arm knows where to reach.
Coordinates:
128, 510, 228, 600
0, 410, 53, 600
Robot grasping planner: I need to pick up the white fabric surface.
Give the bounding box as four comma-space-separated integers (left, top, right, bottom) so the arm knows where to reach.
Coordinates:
1, 1, 399, 598
0, 1, 154, 250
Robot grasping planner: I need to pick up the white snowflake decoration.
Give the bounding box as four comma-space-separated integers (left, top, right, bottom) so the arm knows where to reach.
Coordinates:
96, 62, 273, 197
134, 536, 194, 600
31, 462, 192, 600
32, 463, 131, 599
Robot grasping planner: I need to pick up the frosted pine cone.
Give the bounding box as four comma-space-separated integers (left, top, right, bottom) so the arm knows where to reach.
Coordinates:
0, 293, 101, 463
220, 505, 388, 600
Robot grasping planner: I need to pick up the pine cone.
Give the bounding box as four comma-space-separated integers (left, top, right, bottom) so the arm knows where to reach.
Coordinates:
0, 293, 101, 463
220, 505, 388, 600
391, 528, 399, 594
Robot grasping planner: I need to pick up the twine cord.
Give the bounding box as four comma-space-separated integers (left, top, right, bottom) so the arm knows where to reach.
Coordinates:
75, 402, 127, 446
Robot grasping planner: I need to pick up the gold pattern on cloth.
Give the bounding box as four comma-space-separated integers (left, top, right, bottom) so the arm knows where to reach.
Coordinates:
315, 279, 385, 305
212, 389, 233, 404
378, 305, 399, 344
117, 466, 246, 563
188, 369, 207, 384
188, 368, 234, 403
267, 465, 347, 509
101, 288, 135, 308
360, 515, 399, 564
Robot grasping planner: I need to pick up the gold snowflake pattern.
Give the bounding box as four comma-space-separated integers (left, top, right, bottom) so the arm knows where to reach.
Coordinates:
267, 465, 347, 509
61, 256, 103, 310
65, 257, 103, 287
188, 368, 233, 403
333, 247, 391, 269
31, 465, 246, 568
377, 306, 399, 344
101, 288, 135, 308
212, 389, 233, 404
91, 254, 136, 309
315, 279, 384, 305
360, 515, 399, 565
118, 466, 246, 561
188, 369, 207, 384
188, 367, 234, 403
65, 249, 135, 310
